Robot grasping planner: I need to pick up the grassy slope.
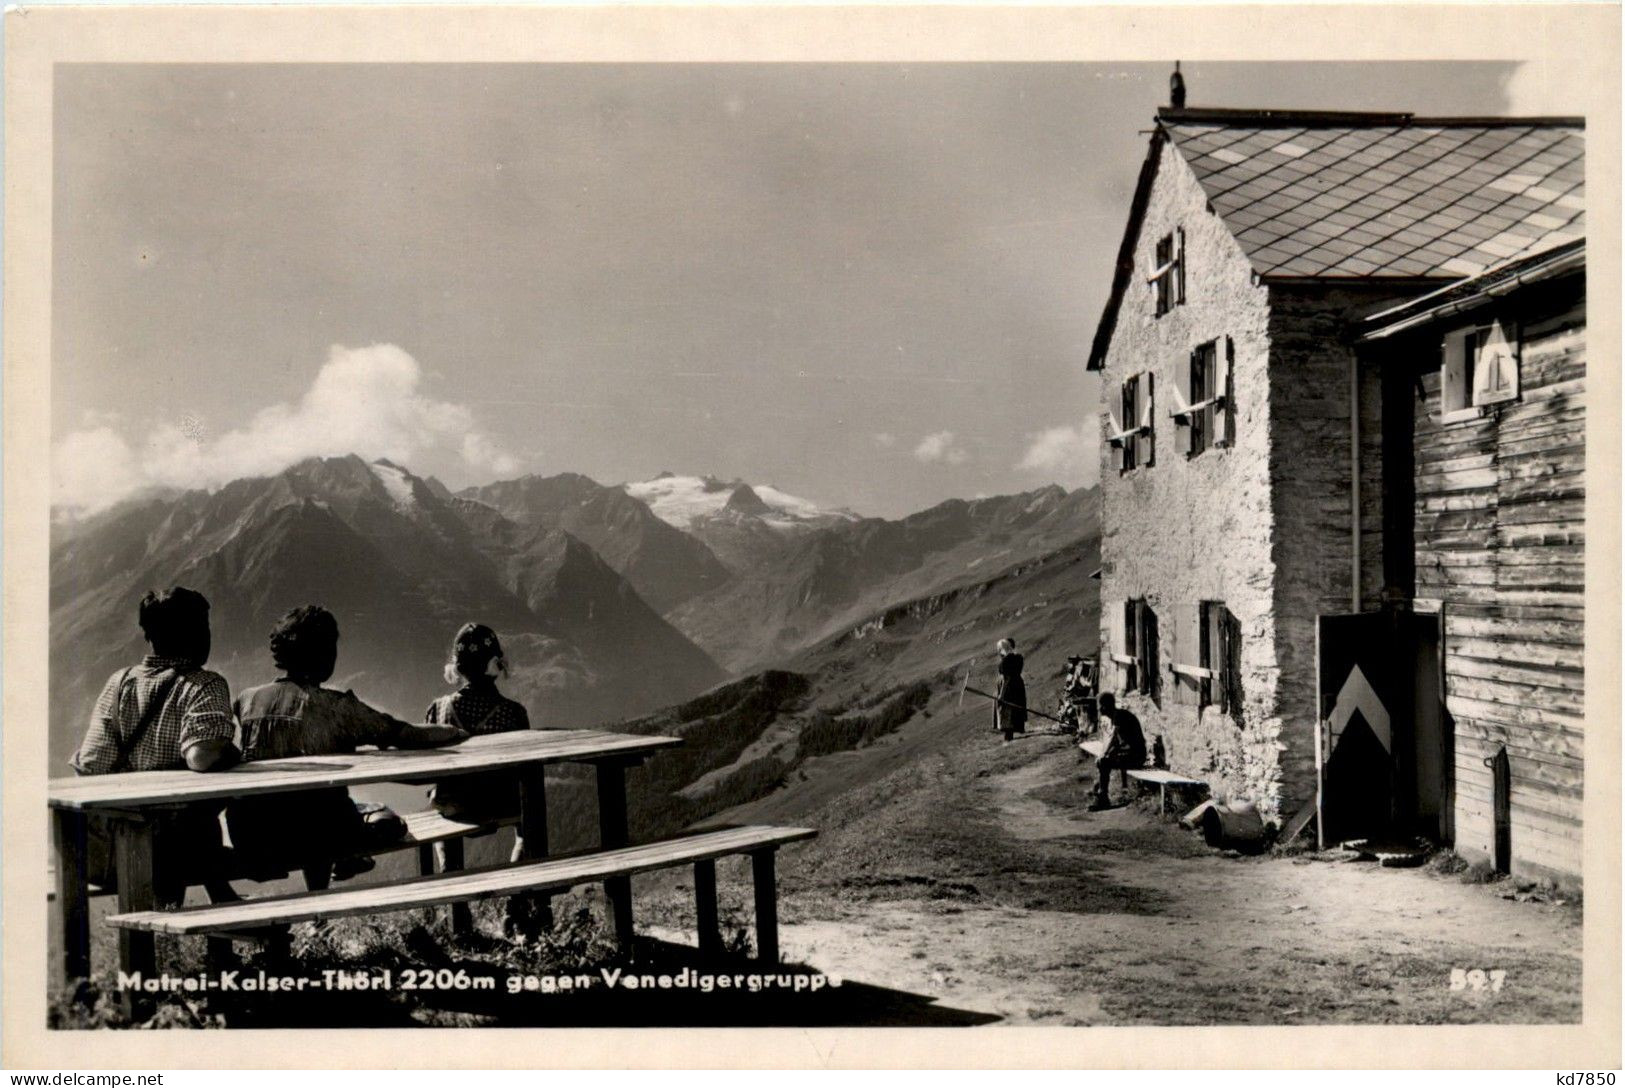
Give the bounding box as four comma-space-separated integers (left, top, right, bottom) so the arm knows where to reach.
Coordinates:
410, 533, 1099, 873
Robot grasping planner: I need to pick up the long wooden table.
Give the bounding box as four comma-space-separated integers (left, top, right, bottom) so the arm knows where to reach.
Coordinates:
49, 729, 681, 996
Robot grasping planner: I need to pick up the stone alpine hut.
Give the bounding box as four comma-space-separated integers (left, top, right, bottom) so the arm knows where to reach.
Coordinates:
1088, 98, 1585, 882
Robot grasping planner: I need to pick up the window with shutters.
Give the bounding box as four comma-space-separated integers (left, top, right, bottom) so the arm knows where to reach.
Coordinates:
1198, 601, 1243, 723
1150, 229, 1186, 317
1107, 371, 1155, 473
1171, 336, 1235, 457
1121, 376, 1140, 471
1116, 598, 1161, 699
1441, 320, 1520, 421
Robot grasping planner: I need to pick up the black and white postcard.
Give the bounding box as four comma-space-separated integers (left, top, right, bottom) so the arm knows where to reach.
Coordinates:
3, 3, 1618, 1071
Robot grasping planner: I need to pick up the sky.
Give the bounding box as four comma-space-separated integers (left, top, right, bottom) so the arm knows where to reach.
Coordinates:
53, 61, 1562, 518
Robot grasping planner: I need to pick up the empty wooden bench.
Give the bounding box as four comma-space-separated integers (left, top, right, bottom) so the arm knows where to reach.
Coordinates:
1125, 768, 1208, 814
109, 824, 817, 963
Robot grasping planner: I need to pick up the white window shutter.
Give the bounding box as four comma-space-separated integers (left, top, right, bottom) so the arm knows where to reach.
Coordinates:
1176, 604, 1189, 708
1471, 326, 1496, 403
1106, 400, 1126, 472
1475, 319, 1519, 405
1183, 604, 1204, 706
1206, 604, 1224, 710
1442, 331, 1469, 414
1139, 372, 1156, 467
1172, 348, 1192, 411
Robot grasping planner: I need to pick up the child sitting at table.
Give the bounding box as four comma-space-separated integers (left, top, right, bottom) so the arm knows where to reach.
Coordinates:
425, 623, 541, 937
425, 623, 532, 836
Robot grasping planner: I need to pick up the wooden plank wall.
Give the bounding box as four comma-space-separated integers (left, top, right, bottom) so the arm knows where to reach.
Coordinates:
1411, 287, 1585, 882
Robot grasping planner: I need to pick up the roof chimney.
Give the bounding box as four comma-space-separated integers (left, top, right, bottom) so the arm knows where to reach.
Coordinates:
1170, 61, 1186, 109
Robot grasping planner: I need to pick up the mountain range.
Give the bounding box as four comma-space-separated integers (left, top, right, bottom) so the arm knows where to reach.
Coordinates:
664, 483, 1099, 671
49, 456, 721, 772
48, 457, 1097, 777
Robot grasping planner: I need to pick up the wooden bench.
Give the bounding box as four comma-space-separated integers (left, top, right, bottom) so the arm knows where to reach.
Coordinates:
109, 824, 816, 963
51, 729, 681, 1007
1077, 739, 1129, 789
49, 809, 515, 899
1126, 768, 1208, 814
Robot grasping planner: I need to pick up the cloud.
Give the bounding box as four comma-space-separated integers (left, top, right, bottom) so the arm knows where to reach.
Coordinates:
79, 408, 125, 428
1018, 424, 1097, 486
460, 433, 521, 478
53, 428, 147, 516
913, 430, 968, 465
53, 343, 523, 513
873, 432, 897, 448
1503, 61, 1584, 116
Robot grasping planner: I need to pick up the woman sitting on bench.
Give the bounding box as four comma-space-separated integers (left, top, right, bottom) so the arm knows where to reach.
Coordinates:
226, 605, 467, 884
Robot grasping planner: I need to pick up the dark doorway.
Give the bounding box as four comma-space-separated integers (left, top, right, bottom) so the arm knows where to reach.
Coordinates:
1405, 610, 1450, 843
1317, 612, 1400, 844
1321, 715, 1393, 843
1318, 610, 1454, 847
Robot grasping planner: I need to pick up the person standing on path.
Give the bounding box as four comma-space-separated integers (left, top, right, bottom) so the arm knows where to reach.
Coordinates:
994, 638, 1027, 743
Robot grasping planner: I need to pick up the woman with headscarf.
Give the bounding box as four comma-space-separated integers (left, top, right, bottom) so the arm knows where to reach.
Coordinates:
994, 637, 1027, 743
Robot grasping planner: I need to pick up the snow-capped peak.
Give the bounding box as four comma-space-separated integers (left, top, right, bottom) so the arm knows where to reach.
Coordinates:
622, 473, 851, 530
370, 459, 417, 508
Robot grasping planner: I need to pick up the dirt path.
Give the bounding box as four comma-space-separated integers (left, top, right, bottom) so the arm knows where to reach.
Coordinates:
755, 731, 1582, 1026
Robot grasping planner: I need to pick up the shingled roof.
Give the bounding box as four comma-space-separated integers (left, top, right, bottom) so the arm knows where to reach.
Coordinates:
1087, 107, 1586, 370
1164, 108, 1585, 279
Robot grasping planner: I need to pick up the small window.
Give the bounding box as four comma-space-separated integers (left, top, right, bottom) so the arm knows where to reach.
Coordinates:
1173, 337, 1235, 457
1198, 601, 1243, 722
1121, 377, 1140, 471
1121, 598, 1161, 699
1150, 229, 1186, 317
1440, 328, 1478, 417
1107, 371, 1156, 473
1442, 320, 1520, 420
1189, 341, 1217, 455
